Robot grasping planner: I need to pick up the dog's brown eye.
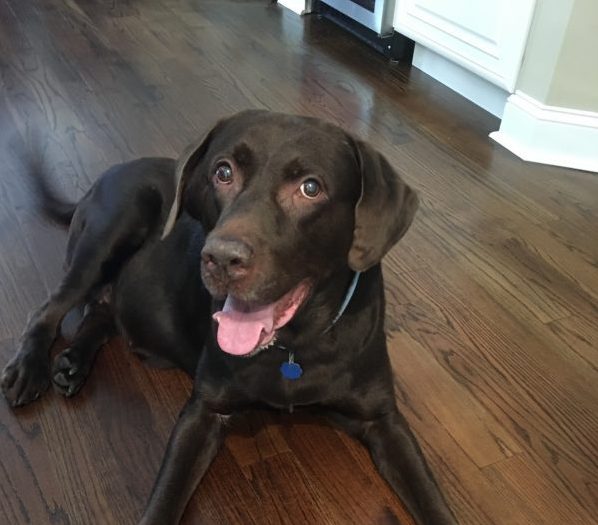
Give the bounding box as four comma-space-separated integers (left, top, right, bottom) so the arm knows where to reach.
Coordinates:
214, 163, 233, 184
300, 179, 321, 199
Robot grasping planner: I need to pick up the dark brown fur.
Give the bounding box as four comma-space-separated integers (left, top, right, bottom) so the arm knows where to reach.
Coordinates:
1, 111, 455, 524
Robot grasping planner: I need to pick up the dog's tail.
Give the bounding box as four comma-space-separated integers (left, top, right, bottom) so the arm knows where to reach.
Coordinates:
20, 144, 77, 228
31, 163, 76, 228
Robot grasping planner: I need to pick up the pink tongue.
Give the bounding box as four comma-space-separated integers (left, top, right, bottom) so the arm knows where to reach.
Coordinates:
212, 283, 308, 356
213, 297, 276, 356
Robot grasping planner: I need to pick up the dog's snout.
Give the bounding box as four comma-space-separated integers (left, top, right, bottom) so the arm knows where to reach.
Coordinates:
202, 237, 253, 280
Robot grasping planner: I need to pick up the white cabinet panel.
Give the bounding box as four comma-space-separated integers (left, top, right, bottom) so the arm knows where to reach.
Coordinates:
394, 0, 536, 91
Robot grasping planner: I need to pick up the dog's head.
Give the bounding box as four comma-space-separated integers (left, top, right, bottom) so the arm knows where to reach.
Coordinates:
163, 110, 418, 355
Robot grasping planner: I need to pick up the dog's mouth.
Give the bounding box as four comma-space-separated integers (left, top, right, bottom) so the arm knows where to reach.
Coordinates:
212, 280, 311, 356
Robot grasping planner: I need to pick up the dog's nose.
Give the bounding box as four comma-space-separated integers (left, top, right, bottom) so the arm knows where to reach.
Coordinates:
201, 237, 253, 280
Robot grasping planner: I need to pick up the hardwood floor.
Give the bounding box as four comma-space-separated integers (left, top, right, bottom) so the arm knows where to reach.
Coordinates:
0, 1, 596, 524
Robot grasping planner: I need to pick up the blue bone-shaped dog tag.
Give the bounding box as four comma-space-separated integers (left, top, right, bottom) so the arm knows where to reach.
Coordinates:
280, 361, 303, 380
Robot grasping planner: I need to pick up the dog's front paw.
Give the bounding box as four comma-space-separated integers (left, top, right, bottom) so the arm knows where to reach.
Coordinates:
1, 353, 50, 407
52, 348, 92, 397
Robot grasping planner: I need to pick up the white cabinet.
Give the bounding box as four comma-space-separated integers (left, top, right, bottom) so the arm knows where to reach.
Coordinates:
394, 0, 536, 91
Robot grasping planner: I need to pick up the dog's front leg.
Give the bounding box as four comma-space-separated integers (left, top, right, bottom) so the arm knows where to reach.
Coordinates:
2, 298, 65, 406
140, 395, 226, 525
364, 409, 456, 525
327, 407, 455, 525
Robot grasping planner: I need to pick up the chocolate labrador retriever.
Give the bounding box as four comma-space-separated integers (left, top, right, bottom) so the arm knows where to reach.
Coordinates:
1, 110, 455, 524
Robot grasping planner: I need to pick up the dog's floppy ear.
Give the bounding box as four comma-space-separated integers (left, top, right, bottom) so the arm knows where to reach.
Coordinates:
162, 124, 219, 239
348, 139, 419, 271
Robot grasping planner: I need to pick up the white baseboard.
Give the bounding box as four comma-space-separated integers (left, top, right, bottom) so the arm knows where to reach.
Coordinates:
412, 44, 509, 118
490, 91, 598, 173
277, 0, 306, 15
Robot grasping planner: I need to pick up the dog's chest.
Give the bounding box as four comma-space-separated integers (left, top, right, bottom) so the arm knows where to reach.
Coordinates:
231, 348, 353, 410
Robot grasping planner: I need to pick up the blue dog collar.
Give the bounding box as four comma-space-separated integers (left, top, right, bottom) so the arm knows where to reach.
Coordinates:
280, 271, 361, 382
325, 271, 361, 332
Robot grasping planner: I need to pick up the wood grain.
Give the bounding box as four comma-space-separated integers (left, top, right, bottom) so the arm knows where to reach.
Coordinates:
0, 0, 597, 524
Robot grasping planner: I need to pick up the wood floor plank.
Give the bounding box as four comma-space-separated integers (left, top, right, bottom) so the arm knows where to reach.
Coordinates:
0, 172, 49, 336
0, 1, 597, 524
388, 329, 522, 468
548, 315, 598, 372
278, 413, 415, 524
485, 453, 596, 525
383, 140, 597, 325
383, 335, 532, 525
225, 412, 291, 471
384, 263, 598, 520
183, 446, 266, 525
0, 341, 71, 525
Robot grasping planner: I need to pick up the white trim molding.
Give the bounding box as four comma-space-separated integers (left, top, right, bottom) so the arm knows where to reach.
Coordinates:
277, 0, 307, 15
490, 91, 598, 173
413, 44, 509, 118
